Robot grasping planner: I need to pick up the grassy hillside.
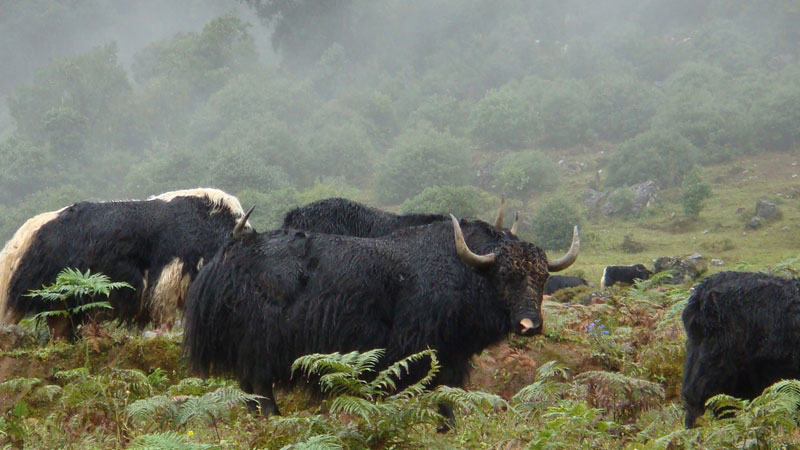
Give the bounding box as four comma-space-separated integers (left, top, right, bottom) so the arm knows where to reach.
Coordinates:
0, 149, 799, 448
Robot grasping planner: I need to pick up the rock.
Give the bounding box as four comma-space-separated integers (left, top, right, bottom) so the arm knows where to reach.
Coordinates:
653, 255, 707, 284
745, 217, 763, 229
755, 199, 781, 220
711, 259, 724, 266
584, 189, 608, 208
631, 180, 659, 212
782, 226, 791, 232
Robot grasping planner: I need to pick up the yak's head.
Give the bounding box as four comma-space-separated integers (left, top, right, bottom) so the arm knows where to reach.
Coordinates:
450, 215, 579, 336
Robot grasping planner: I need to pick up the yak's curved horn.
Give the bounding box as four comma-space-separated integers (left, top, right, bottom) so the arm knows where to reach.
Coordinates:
232, 205, 255, 238
547, 226, 580, 272
451, 214, 495, 268
509, 212, 519, 235
494, 196, 505, 228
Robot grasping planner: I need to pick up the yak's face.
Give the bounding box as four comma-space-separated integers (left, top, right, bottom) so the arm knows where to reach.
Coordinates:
491, 239, 548, 336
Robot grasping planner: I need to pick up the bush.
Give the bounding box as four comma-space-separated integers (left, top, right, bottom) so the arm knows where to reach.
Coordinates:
210, 153, 293, 195
493, 151, 559, 194
400, 186, 498, 221
605, 128, 699, 188
588, 75, 660, 142
469, 81, 536, 151
530, 198, 581, 251
235, 187, 299, 231
304, 121, 377, 184
375, 124, 470, 204
680, 166, 712, 218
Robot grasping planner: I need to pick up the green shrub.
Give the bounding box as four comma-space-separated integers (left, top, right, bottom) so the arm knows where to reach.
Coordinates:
235, 187, 300, 231
605, 128, 699, 188
375, 124, 470, 204
493, 151, 559, 194
530, 198, 581, 251
469, 81, 536, 150
588, 75, 660, 142
304, 121, 377, 183
400, 186, 498, 221
680, 166, 712, 218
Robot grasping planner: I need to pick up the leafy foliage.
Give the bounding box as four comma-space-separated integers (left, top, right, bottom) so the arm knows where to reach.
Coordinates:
25, 268, 132, 334
493, 151, 559, 194
680, 166, 712, 218
400, 186, 498, 221
530, 198, 581, 251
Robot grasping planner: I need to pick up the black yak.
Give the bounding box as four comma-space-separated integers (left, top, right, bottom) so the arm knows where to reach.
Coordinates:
282, 197, 516, 237
0, 188, 250, 339
600, 264, 652, 288
682, 271, 800, 427
184, 214, 578, 420
544, 275, 588, 295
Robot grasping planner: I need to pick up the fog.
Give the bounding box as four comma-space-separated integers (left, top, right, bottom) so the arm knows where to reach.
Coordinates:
0, 0, 798, 240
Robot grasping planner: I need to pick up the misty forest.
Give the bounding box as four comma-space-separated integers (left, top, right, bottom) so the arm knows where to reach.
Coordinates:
1, 0, 800, 448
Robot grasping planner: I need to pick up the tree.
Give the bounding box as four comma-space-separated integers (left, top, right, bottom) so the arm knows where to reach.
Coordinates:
680, 166, 712, 218
531, 198, 581, 251
375, 123, 470, 204
605, 128, 699, 188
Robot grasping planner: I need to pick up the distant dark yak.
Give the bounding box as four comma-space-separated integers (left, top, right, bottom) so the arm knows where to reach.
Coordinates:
682, 271, 800, 427
0, 188, 250, 339
184, 212, 578, 424
600, 264, 652, 288
282, 196, 516, 237
543, 275, 588, 295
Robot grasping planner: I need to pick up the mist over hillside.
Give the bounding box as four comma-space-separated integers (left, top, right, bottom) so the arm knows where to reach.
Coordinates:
0, 0, 798, 245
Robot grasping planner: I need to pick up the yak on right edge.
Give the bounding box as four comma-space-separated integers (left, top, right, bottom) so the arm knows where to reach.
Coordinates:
682, 271, 800, 428
184, 213, 578, 425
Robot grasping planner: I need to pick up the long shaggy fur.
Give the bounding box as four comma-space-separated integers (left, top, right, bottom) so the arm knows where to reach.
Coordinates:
681, 271, 800, 427
184, 218, 552, 413
0, 188, 248, 330
282, 197, 447, 237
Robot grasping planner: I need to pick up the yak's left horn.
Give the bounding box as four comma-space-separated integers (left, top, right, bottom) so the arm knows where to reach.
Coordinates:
494, 196, 505, 228
509, 212, 519, 235
451, 214, 495, 268
232, 205, 255, 238
547, 226, 579, 272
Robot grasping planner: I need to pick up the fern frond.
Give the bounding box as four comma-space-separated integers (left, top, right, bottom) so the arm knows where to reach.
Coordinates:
281, 433, 345, 450
0, 377, 42, 393
53, 367, 90, 382
128, 431, 215, 450
329, 395, 384, 423
32, 384, 62, 402
70, 301, 113, 314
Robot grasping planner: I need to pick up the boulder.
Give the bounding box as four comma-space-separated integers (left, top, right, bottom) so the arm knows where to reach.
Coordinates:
584, 188, 608, 208
755, 199, 781, 221
653, 255, 707, 284
631, 180, 659, 212
745, 217, 763, 230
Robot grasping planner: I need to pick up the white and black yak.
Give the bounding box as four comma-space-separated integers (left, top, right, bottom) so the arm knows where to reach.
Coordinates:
183, 213, 578, 425
0, 188, 250, 338
600, 264, 652, 288
681, 271, 800, 427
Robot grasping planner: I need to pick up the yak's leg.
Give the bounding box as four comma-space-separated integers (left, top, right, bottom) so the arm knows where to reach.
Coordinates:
437, 402, 456, 433
243, 379, 280, 416
253, 380, 280, 416
46, 316, 73, 341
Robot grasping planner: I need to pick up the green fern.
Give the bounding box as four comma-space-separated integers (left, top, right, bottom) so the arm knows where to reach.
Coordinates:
128, 431, 217, 450
289, 348, 506, 447
511, 361, 569, 415
569, 370, 665, 422
25, 267, 132, 335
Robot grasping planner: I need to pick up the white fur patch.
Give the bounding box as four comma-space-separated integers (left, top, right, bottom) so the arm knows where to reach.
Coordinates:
148, 258, 190, 329
0, 207, 68, 324
600, 267, 609, 288
149, 188, 248, 221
